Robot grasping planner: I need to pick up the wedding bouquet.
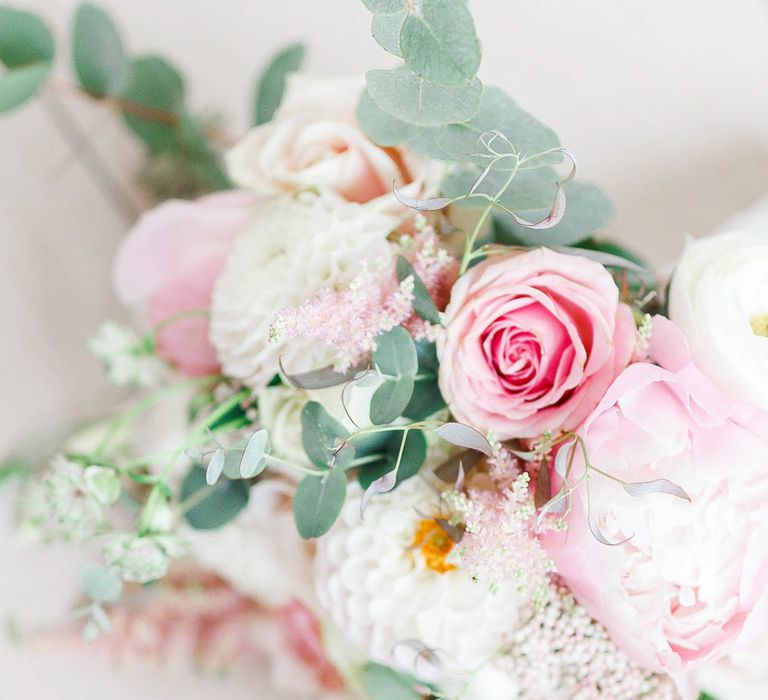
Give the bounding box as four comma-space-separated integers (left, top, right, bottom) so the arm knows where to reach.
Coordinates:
3, 2, 768, 699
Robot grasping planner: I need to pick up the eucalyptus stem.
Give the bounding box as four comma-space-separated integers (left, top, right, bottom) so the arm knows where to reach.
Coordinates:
264, 454, 325, 476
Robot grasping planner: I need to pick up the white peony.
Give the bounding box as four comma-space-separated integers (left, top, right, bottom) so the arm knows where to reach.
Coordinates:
314, 476, 524, 685
668, 231, 768, 411
209, 192, 399, 390
183, 479, 316, 608
696, 637, 768, 700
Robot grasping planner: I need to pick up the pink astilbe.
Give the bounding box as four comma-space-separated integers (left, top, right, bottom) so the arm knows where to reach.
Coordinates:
271, 222, 458, 371
444, 447, 555, 606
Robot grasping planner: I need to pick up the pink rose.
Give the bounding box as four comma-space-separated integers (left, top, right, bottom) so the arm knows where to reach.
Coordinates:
113, 191, 255, 376
438, 248, 636, 439
542, 316, 768, 674
226, 74, 439, 207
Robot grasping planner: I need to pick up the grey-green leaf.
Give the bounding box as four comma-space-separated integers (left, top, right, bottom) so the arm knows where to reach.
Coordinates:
362, 662, 422, 700
366, 66, 482, 127
301, 401, 350, 468
181, 464, 250, 530
400, 0, 480, 85
362, 0, 407, 12
293, 468, 347, 539
434, 422, 493, 456
370, 377, 415, 425
373, 326, 418, 378
72, 4, 128, 96
396, 256, 441, 325
0, 62, 50, 113
240, 429, 270, 478
80, 564, 122, 604
205, 448, 226, 485
371, 9, 407, 57
252, 43, 305, 126
623, 478, 691, 502
0, 7, 54, 69
357, 89, 418, 146
357, 430, 427, 490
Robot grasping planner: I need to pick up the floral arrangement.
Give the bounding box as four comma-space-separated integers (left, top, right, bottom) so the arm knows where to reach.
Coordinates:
3, 2, 768, 699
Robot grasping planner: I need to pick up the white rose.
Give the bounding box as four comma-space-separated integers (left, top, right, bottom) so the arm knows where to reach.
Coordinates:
226, 74, 440, 209
669, 231, 768, 411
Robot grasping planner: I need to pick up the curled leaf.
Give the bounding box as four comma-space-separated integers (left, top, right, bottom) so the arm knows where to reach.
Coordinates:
360, 468, 397, 518
393, 181, 453, 211
588, 510, 634, 547
536, 489, 568, 530
623, 478, 691, 502
434, 422, 493, 456
279, 358, 362, 390
533, 461, 551, 509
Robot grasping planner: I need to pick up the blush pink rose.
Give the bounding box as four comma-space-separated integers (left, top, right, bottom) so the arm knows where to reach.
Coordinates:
113, 191, 255, 376
438, 248, 636, 439
542, 316, 768, 674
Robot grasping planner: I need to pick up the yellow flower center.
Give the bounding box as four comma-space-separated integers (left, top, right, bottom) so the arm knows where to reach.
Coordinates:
751, 313, 768, 337
411, 518, 457, 574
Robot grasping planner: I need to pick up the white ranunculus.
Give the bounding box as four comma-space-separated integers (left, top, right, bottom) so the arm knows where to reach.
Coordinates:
258, 384, 309, 465
668, 231, 768, 411
226, 74, 440, 210
210, 192, 399, 390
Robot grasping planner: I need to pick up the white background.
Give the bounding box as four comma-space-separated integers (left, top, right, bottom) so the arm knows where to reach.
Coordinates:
1, 0, 768, 697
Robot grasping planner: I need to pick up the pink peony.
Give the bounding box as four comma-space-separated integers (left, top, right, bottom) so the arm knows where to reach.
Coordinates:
542, 316, 768, 674
113, 191, 255, 376
438, 248, 636, 439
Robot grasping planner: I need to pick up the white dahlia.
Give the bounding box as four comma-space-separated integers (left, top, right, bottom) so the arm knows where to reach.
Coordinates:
210, 192, 400, 389
314, 475, 525, 684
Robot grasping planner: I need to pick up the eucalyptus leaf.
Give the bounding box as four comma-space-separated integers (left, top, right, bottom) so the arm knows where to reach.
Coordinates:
400, 0, 480, 85
293, 468, 347, 539
91, 604, 111, 633
205, 448, 226, 485
366, 66, 482, 127
493, 181, 614, 247
0, 63, 51, 113
536, 489, 568, 530
357, 89, 418, 146
362, 662, 421, 700
623, 478, 691, 501
72, 4, 128, 95
252, 42, 305, 126
0, 7, 54, 68
434, 422, 493, 456
280, 358, 362, 390
357, 430, 427, 490
360, 467, 397, 518
372, 326, 418, 378
370, 377, 415, 425
402, 341, 445, 420
587, 510, 634, 547
80, 564, 122, 604
240, 429, 270, 478
121, 55, 185, 153
396, 256, 441, 325
181, 464, 250, 530
362, 0, 406, 12
392, 184, 453, 211
371, 9, 407, 57
301, 401, 350, 468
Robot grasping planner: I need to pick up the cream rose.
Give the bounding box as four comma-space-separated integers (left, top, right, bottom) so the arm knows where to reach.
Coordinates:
669, 231, 768, 412
226, 74, 439, 208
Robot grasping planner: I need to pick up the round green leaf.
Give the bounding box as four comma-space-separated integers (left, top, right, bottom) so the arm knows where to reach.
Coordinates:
80, 564, 123, 604
371, 9, 406, 57
252, 42, 305, 126
372, 326, 418, 378
181, 464, 250, 530
362, 0, 407, 12
301, 401, 350, 468
72, 4, 128, 96
0, 62, 51, 114
0, 8, 54, 69
293, 469, 347, 539
362, 662, 421, 700
357, 429, 427, 489
370, 377, 415, 425
400, 0, 480, 85
366, 66, 482, 127
205, 448, 226, 485
395, 256, 441, 325
357, 89, 417, 146
240, 429, 270, 478
121, 55, 185, 153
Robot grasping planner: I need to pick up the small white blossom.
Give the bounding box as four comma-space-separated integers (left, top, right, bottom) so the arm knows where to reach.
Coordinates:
103, 533, 187, 583
88, 321, 166, 388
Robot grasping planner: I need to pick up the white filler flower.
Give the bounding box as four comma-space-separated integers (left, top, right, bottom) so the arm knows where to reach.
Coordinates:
210, 192, 398, 390
314, 476, 524, 685
669, 231, 768, 411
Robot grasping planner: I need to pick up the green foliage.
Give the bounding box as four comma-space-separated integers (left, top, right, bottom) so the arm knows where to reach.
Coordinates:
80, 564, 122, 604
399, 0, 480, 85
240, 429, 270, 478
0, 7, 54, 68
493, 181, 614, 246
356, 89, 418, 146
362, 0, 406, 12
301, 401, 350, 468
396, 256, 441, 325
366, 67, 482, 127
370, 378, 415, 425
293, 467, 347, 539
402, 341, 446, 420
577, 237, 649, 269
698, 693, 717, 700
371, 9, 407, 57
180, 464, 250, 530
121, 54, 185, 153
72, 4, 128, 95
361, 662, 422, 700
0, 7, 54, 113
372, 326, 418, 378
252, 42, 305, 126
357, 429, 427, 489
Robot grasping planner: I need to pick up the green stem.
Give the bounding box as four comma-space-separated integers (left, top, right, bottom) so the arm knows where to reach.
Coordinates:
264, 455, 325, 476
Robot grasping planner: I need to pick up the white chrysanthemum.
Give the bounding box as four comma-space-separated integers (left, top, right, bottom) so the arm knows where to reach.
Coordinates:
314, 476, 525, 684
210, 192, 399, 389
184, 479, 316, 608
